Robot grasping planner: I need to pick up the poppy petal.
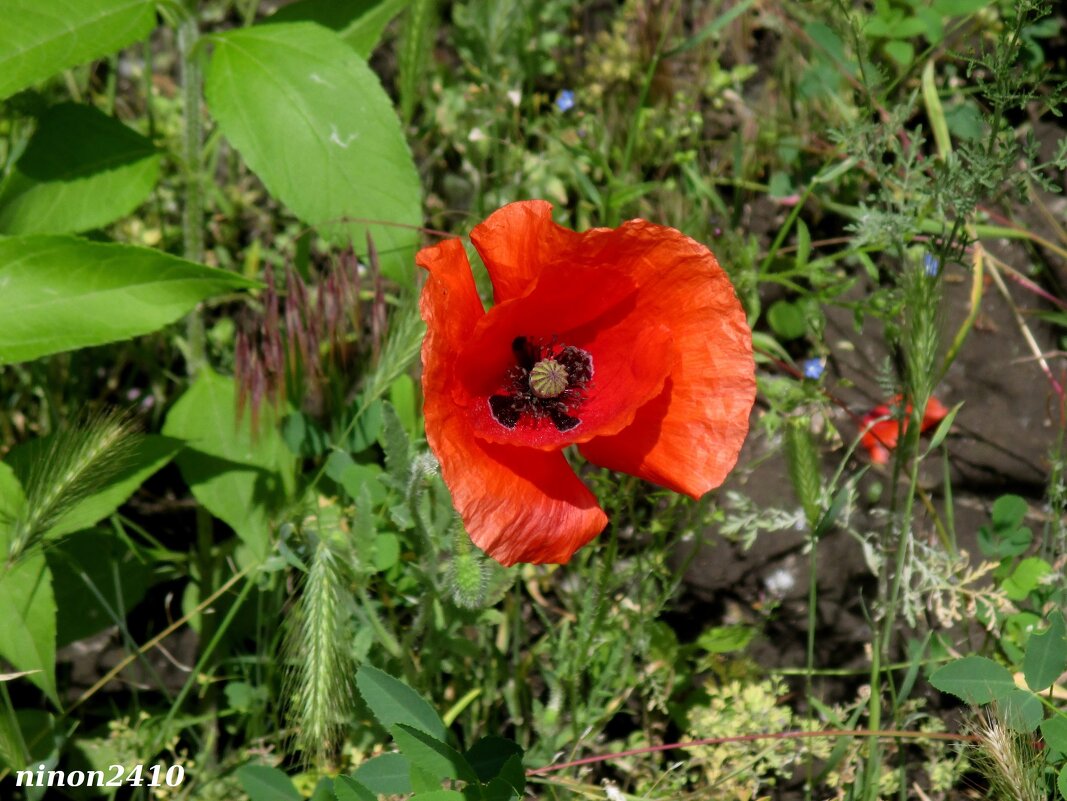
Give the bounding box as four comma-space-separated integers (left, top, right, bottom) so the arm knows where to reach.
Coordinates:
470, 200, 582, 304
454, 263, 674, 450
577, 221, 755, 498
419, 235, 607, 566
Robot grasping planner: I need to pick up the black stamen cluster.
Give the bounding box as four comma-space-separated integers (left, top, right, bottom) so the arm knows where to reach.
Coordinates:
489, 336, 593, 432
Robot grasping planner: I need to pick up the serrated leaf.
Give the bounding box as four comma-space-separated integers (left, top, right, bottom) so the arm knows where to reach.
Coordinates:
162, 369, 295, 562
0, 0, 156, 100
204, 23, 421, 284
465, 736, 524, 783
267, 0, 411, 58
0, 236, 257, 365
236, 765, 301, 801
393, 724, 476, 782
1040, 716, 1067, 754
0, 553, 57, 705
1001, 687, 1043, 733
353, 752, 412, 795
333, 775, 376, 801
49, 529, 156, 647
930, 655, 1016, 704
355, 665, 446, 740
0, 102, 161, 234
1023, 612, 1067, 692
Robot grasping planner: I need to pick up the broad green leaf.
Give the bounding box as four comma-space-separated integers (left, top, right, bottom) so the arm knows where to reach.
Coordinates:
0, 0, 155, 100
49, 529, 156, 647
5, 434, 182, 540
1001, 687, 1042, 733
991, 494, 1028, 528
929, 655, 1016, 704
0, 553, 57, 705
0, 236, 257, 365
333, 775, 376, 801
352, 753, 412, 795
0, 462, 26, 555
162, 369, 295, 562
1060, 763, 1067, 800
1023, 612, 1067, 692
267, 0, 411, 58
237, 765, 301, 801
392, 724, 477, 783
1040, 715, 1067, 754
205, 23, 421, 284
483, 777, 522, 801
355, 665, 446, 740
0, 103, 161, 235
464, 736, 524, 783
409, 792, 464, 801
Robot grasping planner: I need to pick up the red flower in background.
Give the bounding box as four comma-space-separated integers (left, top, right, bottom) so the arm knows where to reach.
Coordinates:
860, 396, 949, 465
418, 201, 756, 566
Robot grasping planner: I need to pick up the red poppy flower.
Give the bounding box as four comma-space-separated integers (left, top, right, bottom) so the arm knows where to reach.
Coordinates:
418, 201, 756, 565
860, 395, 949, 465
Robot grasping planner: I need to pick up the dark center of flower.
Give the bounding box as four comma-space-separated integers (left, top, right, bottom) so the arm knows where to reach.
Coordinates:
488, 336, 593, 432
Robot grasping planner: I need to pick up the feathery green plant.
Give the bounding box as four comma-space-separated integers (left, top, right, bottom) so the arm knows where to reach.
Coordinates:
284, 520, 355, 768
6, 409, 137, 563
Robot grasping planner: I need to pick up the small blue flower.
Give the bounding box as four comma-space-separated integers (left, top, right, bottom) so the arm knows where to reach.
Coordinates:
923, 253, 940, 277
802, 358, 824, 380
555, 89, 576, 113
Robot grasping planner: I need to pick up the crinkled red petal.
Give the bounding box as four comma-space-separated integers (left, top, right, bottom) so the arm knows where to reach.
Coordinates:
454, 263, 673, 449
418, 237, 607, 565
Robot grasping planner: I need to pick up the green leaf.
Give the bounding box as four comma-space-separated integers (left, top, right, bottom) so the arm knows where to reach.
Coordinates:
333, 775, 376, 801
267, 0, 411, 58
794, 218, 811, 270
355, 665, 447, 740
162, 369, 295, 562
992, 494, 1028, 528
5, 434, 182, 540
1023, 612, 1067, 692
0, 103, 161, 234
1059, 763, 1067, 800
0, 553, 57, 705
883, 40, 914, 66
483, 777, 522, 801
0, 0, 155, 100
49, 529, 156, 647
0, 462, 26, 555
767, 299, 807, 340
0, 236, 256, 365
204, 23, 421, 284
237, 765, 301, 801
464, 736, 524, 783
392, 723, 477, 783
352, 753, 412, 795
696, 625, 757, 654
1040, 715, 1067, 754
1002, 556, 1050, 601
409, 792, 465, 801
1001, 687, 1042, 733
929, 655, 1016, 704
